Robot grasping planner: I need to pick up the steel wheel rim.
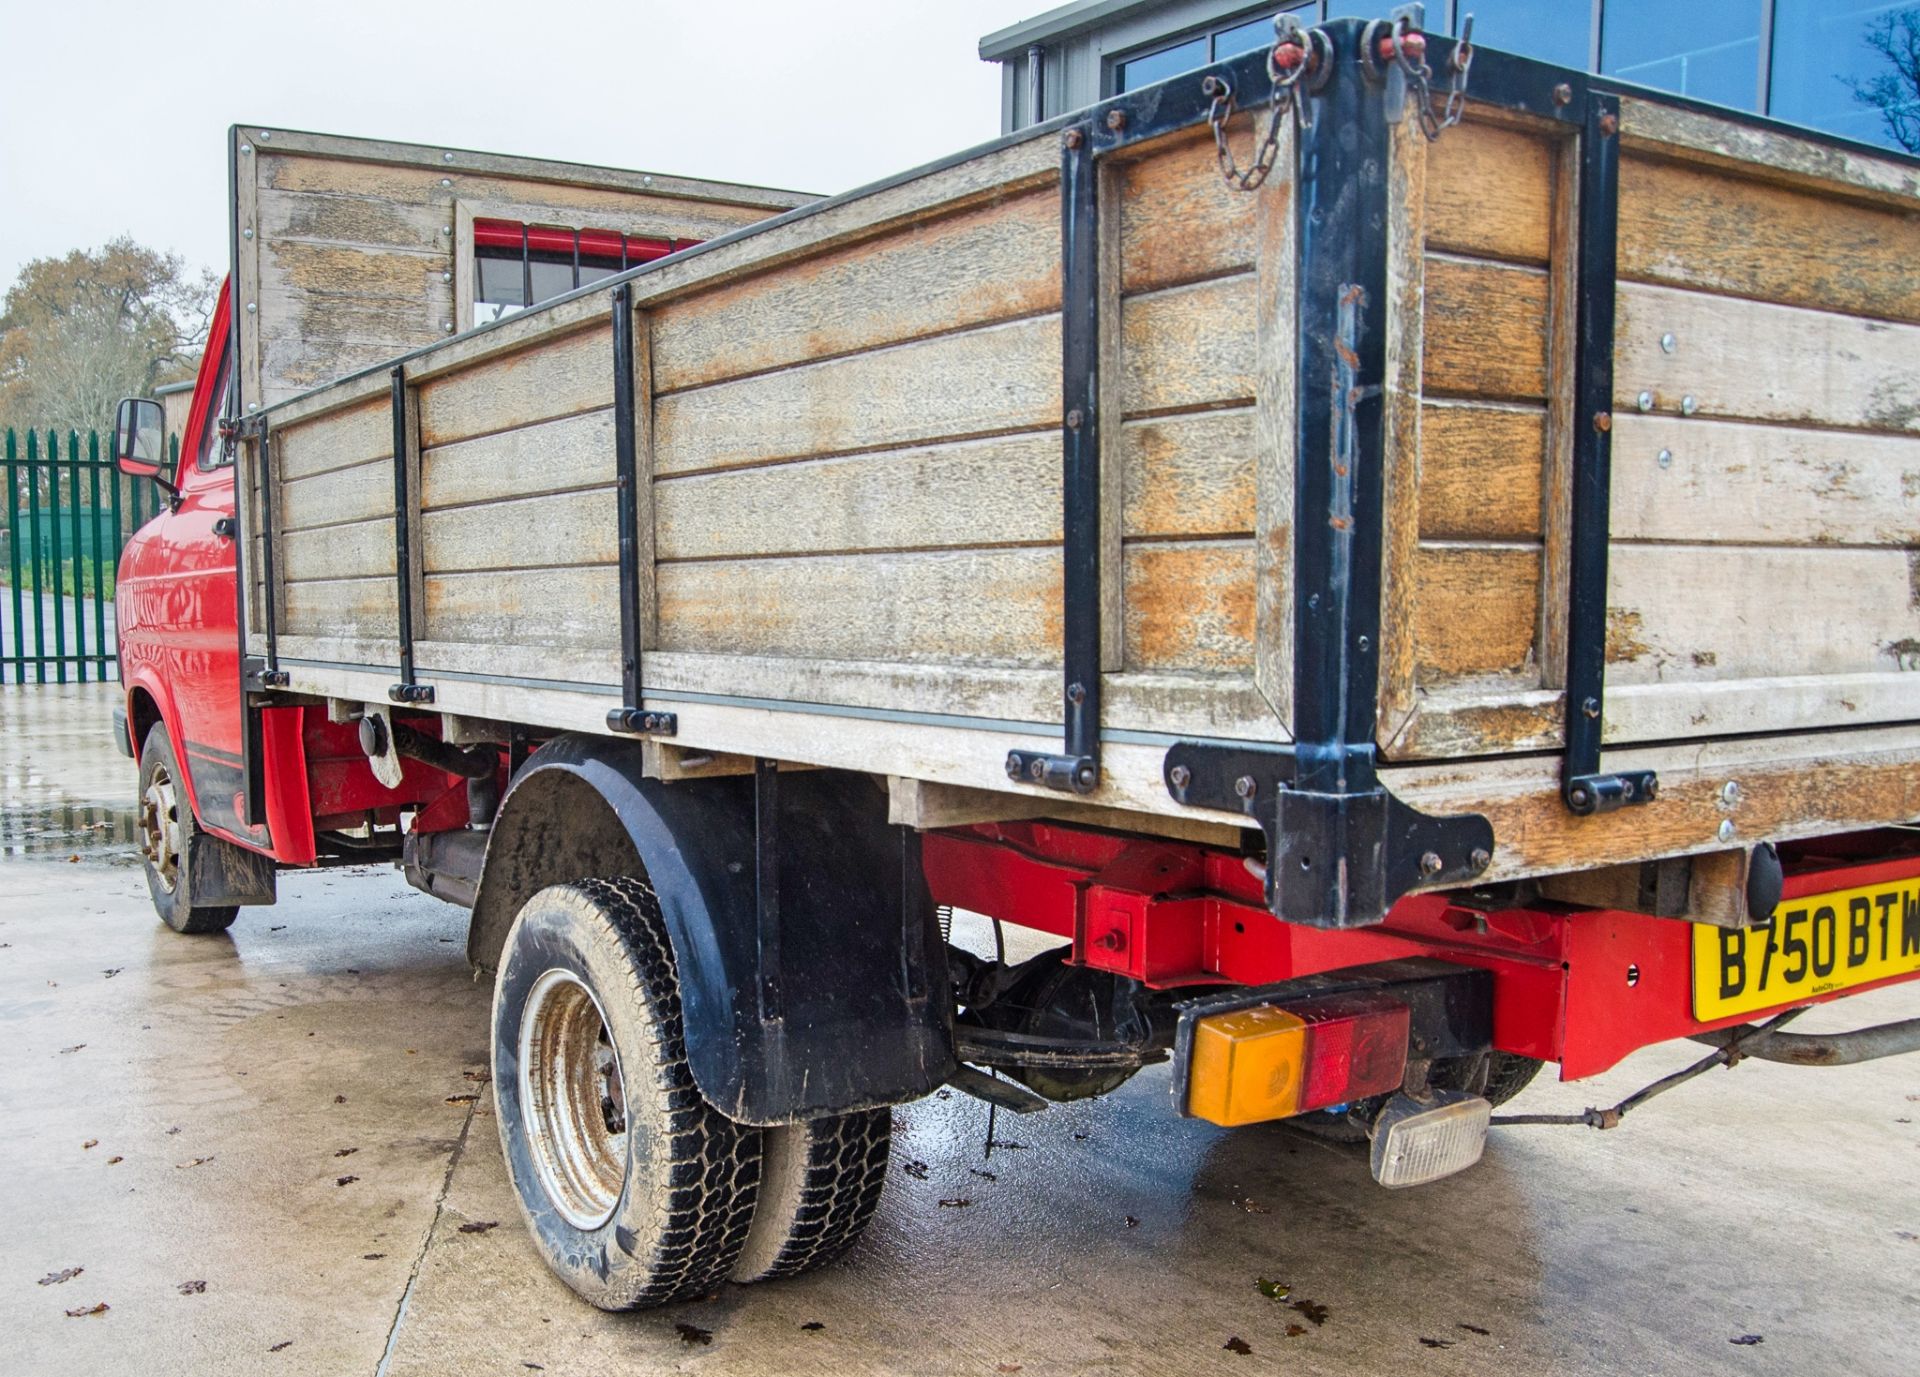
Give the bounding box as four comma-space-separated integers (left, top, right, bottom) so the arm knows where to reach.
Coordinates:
519, 968, 630, 1230
141, 765, 182, 894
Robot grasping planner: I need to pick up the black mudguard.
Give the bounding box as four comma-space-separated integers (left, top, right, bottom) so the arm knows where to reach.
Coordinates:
469, 734, 955, 1125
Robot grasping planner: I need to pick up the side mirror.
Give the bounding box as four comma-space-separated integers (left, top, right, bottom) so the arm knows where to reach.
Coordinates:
114, 397, 168, 478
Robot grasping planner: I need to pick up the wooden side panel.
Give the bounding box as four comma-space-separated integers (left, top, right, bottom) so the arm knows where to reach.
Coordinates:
418, 326, 613, 448
272, 397, 401, 643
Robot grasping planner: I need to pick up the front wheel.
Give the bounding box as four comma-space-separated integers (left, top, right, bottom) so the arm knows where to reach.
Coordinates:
137, 723, 238, 935
492, 878, 762, 1310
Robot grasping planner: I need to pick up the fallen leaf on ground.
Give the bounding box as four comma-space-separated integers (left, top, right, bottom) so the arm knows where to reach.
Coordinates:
970, 1168, 997, 1181
1072, 1132, 1089, 1141
1292, 1299, 1330, 1327
445, 1094, 478, 1105
102, 969, 121, 978
107, 1156, 123, 1165
1285, 1324, 1308, 1338
675, 1323, 712, 1346
67, 854, 79, 863
1124, 1215, 1139, 1229
82, 1139, 98, 1150
335, 1175, 358, 1187
333, 1095, 347, 1104
1223, 1337, 1252, 1355
901, 1160, 929, 1180
269, 1340, 293, 1352
334, 1148, 357, 1158
38, 1268, 83, 1286
65, 1302, 109, 1318
1730, 1335, 1764, 1346
463, 1069, 490, 1083
1256, 1278, 1290, 1300
175, 1156, 214, 1170
59, 1044, 84, 1054
986, 1139, 1028, 1151
996, 1365, 1022, 1374
458, 1220, 499, 1234
1420, 1337, 1453, 1349
801, 1321, 825, 1331
1238, 1198, 1270, 1214
522, 1365, 544, 1371
935, 1089, 952, 1100
938, 1197, 972, 1208
362, 1253, 386, 1260
1458, 1323, 1490, 1335
178, 1280, 206, 1295
166, 1126, 181, 1135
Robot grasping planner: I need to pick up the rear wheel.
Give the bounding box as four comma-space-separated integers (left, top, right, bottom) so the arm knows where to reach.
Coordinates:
137, 723, 238, 935
731, 1109, 891, 1283
492, 877, 762, 1310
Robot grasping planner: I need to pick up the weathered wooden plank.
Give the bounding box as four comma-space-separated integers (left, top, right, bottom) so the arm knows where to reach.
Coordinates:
261, 153, 785, 234
1606, 544, 1920, 684
656, 547, 1062, 667
260, 239, 446, 302
1120, 408, 1254, 539
654, 313, 1060, 475
1251, 140, 1296, 725
1418, 402, 1546, 541
1422, 255, 1550, 400
1619, 153, 1920, 324
1119, 273, 1257, 416
651, 185, 1060, 393
1378, 112, 1430, 738
274, 400, 392, 484
279, 458, 394, 532
1612, 414, 1920, 546
1618, 98, 1920, 210
278, 518, 394, 583
1615, 281, 1920, 434
1122, 540, 1255, 673
1413, 543, 1542, 681
656, 432, 1060, 561
1117, 125, 1259, 294
1426, 120, 1555, 264
425, 565, 621, 651
281, 575, 397, 640
256, 187, 447, 253
418, 325, 613, 448
422, 487, 618, 574
420, 407, 616, 511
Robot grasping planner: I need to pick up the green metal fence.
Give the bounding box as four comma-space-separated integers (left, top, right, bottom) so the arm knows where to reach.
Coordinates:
1, 427, 179, 685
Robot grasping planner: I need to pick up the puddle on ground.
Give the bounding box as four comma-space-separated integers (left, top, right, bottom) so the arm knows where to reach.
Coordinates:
0, 800, 142, 864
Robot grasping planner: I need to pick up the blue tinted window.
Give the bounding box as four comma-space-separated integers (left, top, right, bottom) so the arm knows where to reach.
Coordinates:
1462, 0, 1592, 70
1117, 35, 1209, 91
1214, 14, 1278, 59
1602, 0, 1763, 110
1771, 2, 1920, 151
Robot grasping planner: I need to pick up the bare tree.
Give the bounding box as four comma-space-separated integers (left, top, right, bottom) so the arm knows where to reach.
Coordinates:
0, 238, 218, 435
1848, 8, 1920, 154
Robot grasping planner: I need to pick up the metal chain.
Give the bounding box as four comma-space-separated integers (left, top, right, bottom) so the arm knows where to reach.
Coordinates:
1384, 12, 1474, 142
1206, 16, 1321, 192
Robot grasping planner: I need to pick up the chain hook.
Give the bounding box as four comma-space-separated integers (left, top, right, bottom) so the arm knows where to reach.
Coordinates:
1206, 14, 1324, 192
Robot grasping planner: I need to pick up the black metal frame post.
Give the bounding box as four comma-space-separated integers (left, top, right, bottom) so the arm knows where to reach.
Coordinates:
604, 284, 676, 738
1561, 90, 1654, 816
1162, 18, 1492, 928
387, 365, 432, 705
1006, 118, 1102, 796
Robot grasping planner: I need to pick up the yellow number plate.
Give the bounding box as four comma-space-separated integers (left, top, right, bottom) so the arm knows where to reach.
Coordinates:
1693, 874, 1920, 1021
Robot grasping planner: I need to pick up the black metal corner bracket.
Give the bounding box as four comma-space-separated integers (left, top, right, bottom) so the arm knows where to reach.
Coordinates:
386, 364, 433, 706
1157, 17, 1493, 929
1006, 115, 1101, 796
603, 281, 675, 741
1562, 91, 1653, 816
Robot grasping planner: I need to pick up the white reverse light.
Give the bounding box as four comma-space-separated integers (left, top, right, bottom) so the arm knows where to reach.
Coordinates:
1368, 1089, 1492, 1188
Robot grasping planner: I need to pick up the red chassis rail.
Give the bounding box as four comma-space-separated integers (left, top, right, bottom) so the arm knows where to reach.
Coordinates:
922, 821, 1920, 1080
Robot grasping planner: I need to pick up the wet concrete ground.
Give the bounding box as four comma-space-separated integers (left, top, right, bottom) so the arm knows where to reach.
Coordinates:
3, 683, 1917, 1376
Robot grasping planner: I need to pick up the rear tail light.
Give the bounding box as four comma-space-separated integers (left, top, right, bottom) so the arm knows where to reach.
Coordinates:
1368, 1090, 1491, 1187
1185, 993, 1409, 1127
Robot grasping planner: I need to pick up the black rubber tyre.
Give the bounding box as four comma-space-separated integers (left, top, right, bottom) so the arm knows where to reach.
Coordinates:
731, 1108, 891, 1283
137, 723, 239, 935
492, 877, 762, 1310
1481, 1050, 1546, 1107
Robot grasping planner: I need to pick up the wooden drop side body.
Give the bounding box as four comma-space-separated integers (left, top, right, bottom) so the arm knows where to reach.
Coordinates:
238, 62, 1920, 891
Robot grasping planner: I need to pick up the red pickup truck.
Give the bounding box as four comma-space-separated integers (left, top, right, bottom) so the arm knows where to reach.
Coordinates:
110, 22, 1920, 1316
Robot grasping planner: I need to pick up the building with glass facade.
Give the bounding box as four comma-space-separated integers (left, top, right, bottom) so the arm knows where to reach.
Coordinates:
981, 0, 1920, 155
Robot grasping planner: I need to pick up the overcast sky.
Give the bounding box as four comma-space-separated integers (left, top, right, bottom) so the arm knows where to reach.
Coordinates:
0, 0, 1043, 292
